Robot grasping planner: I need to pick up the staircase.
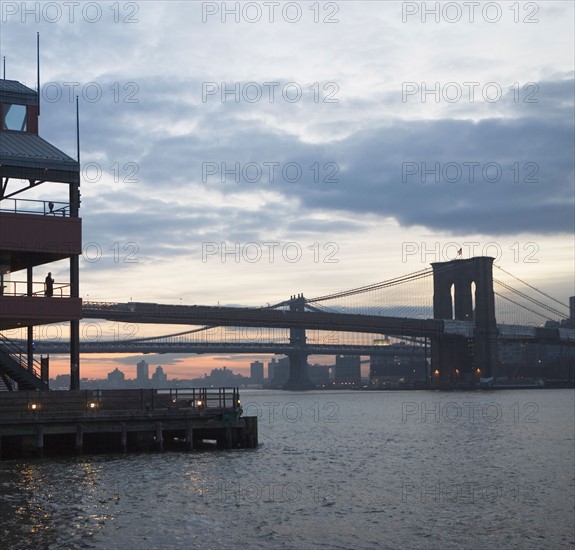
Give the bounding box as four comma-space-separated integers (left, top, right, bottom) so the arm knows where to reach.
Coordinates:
0, 374, 12, 391
0, 335, 49, 391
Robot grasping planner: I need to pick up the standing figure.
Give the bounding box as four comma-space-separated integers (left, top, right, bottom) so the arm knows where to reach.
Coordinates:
45, 272, 54, 297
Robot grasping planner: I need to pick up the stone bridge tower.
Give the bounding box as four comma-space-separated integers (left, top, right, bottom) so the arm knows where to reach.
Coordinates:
431, 257, 498, 384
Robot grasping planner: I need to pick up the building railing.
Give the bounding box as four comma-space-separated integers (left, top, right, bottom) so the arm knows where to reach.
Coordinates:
158, 387, 241, 409
0, 198, 69, 217
0, 388, 242, 421
0, 280, 71, 298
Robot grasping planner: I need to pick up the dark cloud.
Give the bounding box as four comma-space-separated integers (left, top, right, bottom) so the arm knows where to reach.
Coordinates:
2, 16, 573, 272
52, 74, 571, 269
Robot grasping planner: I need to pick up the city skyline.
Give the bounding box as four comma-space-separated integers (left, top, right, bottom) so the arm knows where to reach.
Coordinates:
0, 2, 573, 380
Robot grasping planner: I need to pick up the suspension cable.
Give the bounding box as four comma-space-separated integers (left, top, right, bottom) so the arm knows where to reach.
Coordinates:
494, 292, 555, 322
494, 264, 570, 308
494, 279, 568, 318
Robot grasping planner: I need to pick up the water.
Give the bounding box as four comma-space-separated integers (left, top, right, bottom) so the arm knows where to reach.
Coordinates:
1, 389, 573, 549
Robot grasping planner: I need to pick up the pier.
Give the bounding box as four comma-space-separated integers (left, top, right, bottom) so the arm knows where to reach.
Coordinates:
0, 387, 257, 459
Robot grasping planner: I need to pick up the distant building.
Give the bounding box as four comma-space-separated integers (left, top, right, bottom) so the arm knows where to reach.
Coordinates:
267, 358, 277, 381
137, 359, 149, 386
206, 366, 243, 386
151, 366, 168, 386
51, 374, 71, 390
334, 355, 361, 386
250, 361, 264, 385
555, 296, 575, 329
308, 364, 330, 386
269, 357, 290, 387
107, 367, 125, 388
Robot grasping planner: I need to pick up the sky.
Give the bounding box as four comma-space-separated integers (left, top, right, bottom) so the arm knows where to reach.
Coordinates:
0, 1, 573, 380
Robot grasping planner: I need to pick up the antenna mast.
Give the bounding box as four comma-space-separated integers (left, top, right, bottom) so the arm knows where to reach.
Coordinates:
36, 32, 40, 115
76, 96, 80, 163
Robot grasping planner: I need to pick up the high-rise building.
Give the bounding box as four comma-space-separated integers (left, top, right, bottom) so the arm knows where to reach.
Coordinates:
136, 360, 149, 385
151, 365, 168, 386
250, 361, 264, 385
334, 355, 361, 386
267, 358, 277, 381
269, 357, 290, 387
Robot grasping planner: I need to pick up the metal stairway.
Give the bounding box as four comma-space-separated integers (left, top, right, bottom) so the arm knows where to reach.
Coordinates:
0, 335, 49, 391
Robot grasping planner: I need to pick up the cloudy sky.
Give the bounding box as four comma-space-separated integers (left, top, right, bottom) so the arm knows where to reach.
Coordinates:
1, 1, 573, 379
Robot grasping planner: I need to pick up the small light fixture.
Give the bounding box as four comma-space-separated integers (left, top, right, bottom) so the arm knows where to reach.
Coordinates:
31, 403, 38, 410
89, 402, 96, 409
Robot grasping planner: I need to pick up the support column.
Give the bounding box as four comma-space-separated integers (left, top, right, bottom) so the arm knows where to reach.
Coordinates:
283, 294, 314, 390
27, 267, 33, 371
120, 423, 127, 453
244, 416, 258, 448
40, 356, 49, 386
70, 179, 81, 390
186, 424, 194, 451
70, 321, 80, 390
36, 425, 44, 458
75, 424, 83, 454
284, 351, 314, 390
472, 258, 498, 381
155, 422, 163, 452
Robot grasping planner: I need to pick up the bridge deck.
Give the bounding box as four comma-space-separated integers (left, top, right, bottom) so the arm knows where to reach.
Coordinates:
83, 301, 444, 336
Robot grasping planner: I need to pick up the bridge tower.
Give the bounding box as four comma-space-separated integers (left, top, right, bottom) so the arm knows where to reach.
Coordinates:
431, 257, 498, 384
283, 294, 315, 391
0, 55, 82, 390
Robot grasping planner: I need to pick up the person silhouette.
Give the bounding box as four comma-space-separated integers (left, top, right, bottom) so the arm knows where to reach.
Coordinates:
45, 272, 54, 297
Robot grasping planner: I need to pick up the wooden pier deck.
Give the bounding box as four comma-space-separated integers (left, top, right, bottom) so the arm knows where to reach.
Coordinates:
0, 387, 257, 459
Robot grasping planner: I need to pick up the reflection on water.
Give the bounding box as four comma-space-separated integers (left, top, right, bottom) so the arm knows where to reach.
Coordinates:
0, 389, 573, 549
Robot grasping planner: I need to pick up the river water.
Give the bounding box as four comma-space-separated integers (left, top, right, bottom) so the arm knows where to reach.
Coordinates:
0, 389, 573, 549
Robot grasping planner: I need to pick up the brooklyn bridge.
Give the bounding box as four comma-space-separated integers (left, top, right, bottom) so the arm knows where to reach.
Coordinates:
2, 256, 572, 391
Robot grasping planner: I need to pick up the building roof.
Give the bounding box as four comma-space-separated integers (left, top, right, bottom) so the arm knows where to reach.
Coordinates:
0, 79, 38, 106
0, 132, 79, 184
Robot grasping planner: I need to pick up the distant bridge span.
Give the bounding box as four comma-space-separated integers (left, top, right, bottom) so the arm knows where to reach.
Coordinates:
32, 341, 423, 356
